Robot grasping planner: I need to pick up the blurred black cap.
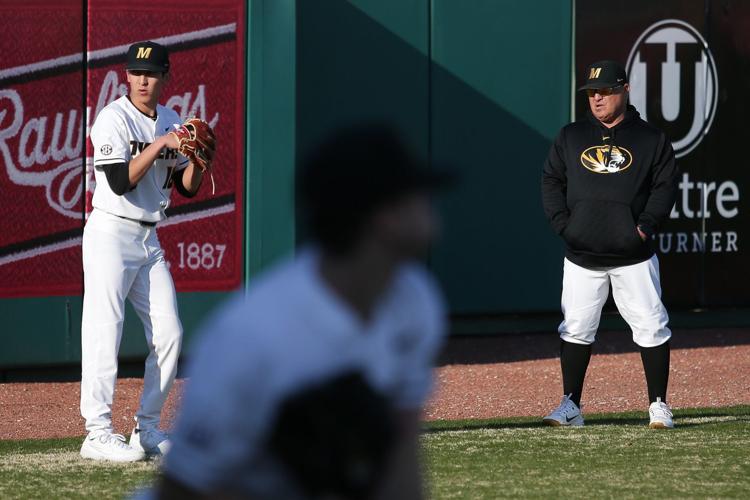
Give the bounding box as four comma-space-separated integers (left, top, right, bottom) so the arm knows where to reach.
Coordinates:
125, 41, 170, 73
297, 123, 454, 252
578, 60, 627, 90
299, 124, 452, 212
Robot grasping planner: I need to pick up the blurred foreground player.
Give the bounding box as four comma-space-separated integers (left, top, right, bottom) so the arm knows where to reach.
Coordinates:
153, 125, 451, 499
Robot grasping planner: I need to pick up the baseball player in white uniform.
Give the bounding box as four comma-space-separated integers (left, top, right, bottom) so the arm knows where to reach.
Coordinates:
80, 41, 206, 462
141, 125, 452, 499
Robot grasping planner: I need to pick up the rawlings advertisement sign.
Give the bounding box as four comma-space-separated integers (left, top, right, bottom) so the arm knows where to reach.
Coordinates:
576, 1, 749, 307
0, 0, 85, 297
0, 0, 245, 297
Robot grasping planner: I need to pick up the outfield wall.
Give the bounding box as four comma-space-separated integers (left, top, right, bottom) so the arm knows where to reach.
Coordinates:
3, 1, 745, 373
0, 0, 574, 372
296, 1, 573, 315
0, 0, 297, 369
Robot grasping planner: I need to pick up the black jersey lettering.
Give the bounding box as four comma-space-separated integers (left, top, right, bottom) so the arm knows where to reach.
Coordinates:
128, 141, 177, 160
129, 140, 149, 155
162, 165, 177, 189
159, 148, 179, 160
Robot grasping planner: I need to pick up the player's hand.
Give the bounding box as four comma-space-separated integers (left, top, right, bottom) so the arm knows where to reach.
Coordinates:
637, 226, 648, 241
169, 118, 216, 172
162, 132, 180, 150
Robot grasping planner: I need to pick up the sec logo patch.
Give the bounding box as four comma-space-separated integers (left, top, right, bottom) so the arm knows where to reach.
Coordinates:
100, 144, 113, 155
580, 145, 633, 174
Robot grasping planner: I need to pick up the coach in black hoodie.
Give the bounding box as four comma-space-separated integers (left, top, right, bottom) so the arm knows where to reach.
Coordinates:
541, 60, 679, 429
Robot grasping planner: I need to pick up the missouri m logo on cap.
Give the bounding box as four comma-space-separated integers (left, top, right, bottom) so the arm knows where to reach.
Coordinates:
126, 41, 169, 72
136, 47, 152, 59
589, 67, 602, 79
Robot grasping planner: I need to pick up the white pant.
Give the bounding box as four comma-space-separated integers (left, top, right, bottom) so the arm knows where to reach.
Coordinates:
81, 209, 182, 433
559, 256, 671, 347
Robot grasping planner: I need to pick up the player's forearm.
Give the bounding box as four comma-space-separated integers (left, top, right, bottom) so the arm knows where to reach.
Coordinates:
374, 411, 424, 500
181, 162, 204, 194
541, 177, 570, 234
541, 132, 571, 234
637, 135, 678, 236
375, 440, 423, 500
127, 135, 173, 186
638, 183, 677, 237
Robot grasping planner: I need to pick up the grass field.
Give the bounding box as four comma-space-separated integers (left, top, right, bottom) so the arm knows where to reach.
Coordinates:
1, 405, 748, 499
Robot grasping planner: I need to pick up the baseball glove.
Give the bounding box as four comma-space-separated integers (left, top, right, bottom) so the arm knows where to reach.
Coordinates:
267, 371, 396, 499
170, 117, 217, 194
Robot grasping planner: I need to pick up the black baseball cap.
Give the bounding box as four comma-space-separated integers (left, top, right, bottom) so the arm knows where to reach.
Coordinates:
578, 60, 627, 90
297, 123, 455, 252
125, 41, 170, 73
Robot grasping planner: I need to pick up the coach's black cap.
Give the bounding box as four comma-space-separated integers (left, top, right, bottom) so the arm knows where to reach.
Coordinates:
297, 123, 454, 252
578, 60, 627, 90
125, 41, 170, 73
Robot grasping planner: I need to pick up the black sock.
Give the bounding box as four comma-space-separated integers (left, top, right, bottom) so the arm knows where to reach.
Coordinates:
560, 340, 592, 407
640, 341, 670, 404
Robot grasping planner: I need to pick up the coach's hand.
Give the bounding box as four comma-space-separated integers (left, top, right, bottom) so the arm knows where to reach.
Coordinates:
637, 226, 648, 241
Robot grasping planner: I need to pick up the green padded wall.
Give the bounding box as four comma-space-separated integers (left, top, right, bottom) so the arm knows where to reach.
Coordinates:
246, 0, 297, 279
295, 0, 430, 173
295, 0, 573, 314
429, 0, 572, 314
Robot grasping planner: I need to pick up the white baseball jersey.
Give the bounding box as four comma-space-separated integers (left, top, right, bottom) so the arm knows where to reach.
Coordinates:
163, 246, 447, 498
90, 95, 188, 222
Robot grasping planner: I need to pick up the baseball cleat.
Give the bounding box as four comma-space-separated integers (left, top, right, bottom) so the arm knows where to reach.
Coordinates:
80, 431, 146, 462
130, 427, 171, 456
648, 397, 674, 429
543, 394, 584, 427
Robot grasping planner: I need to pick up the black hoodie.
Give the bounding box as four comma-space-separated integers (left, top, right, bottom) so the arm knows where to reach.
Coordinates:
542, 105, 678, 268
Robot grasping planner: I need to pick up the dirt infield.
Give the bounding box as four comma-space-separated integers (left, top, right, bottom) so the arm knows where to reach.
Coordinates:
1, 328, 748, 440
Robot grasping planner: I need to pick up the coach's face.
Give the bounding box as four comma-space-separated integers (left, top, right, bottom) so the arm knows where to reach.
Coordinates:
374, 192, 439, 259
126, 70, 168, 107
588, 83, 630, 125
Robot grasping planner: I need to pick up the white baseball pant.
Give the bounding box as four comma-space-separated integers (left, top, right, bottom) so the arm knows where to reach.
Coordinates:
81, 209, 182, 433
559, 255, 671, 347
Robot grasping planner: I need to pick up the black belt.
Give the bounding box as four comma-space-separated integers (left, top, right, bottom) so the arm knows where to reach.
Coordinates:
115, 214, 157, 227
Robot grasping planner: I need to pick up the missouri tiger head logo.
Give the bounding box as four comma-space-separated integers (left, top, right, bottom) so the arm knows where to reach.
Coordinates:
580, 145, 633, 174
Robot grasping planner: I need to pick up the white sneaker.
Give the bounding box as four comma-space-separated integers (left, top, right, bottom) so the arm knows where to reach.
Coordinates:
80, 431, 146, 462
543, 394, 584, 427
130, 427, 171, 456
648, 397, 674, 429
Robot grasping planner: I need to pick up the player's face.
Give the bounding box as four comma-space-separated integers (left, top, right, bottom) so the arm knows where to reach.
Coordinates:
126, 70, 167, 106
374, 192, 439, 259
588, 83, 629, 125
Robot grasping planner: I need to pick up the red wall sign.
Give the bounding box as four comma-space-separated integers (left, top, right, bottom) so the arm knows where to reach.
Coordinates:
0, 0, 245, 297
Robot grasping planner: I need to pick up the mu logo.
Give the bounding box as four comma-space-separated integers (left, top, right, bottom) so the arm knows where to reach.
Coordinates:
626, 19, 718, 158
580, 145, 633, 174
